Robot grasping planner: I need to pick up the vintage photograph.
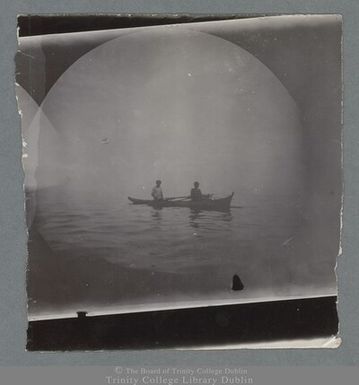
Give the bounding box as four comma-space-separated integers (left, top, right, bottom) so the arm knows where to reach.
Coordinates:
16, 14, 342, 349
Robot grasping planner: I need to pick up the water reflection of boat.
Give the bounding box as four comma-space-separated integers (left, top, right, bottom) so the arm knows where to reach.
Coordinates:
128, 193, 234, 212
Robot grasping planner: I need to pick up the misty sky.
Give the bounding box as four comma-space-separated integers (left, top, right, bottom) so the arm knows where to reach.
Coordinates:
23, 27, 303, 205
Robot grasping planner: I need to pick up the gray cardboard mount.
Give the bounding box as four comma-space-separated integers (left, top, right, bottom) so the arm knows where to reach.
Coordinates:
0, 0, 358, 372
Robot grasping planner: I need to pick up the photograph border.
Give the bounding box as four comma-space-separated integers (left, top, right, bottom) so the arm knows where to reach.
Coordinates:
0, 0, 358, 369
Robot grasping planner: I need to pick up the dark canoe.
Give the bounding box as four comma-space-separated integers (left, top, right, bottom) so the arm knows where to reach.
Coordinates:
128, 193, 234, 211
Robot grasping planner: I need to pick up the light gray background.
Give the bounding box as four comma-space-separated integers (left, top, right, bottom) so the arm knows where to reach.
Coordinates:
0, 0, 358, 367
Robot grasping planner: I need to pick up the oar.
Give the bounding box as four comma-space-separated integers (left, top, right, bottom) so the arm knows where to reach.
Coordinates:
165, 196, 190, 201
165, 193, 215, 201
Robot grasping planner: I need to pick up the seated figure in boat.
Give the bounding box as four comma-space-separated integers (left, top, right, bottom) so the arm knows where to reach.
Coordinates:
190, 181, 210, 201
151, 180, 164, 201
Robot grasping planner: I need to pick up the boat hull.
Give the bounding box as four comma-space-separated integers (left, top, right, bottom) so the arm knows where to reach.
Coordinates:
128, 193, 234, 211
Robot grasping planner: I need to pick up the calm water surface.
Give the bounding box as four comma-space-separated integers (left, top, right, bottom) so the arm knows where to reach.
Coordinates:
29, 187, 309, 318
34, 188, 299, 270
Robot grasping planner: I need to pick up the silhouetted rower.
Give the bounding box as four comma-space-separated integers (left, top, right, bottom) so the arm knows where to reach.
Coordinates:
151, 180, 164, 201
190, 181, 210, 201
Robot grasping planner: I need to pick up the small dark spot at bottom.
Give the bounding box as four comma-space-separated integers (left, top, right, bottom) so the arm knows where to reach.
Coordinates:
232, 274, 244, 291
